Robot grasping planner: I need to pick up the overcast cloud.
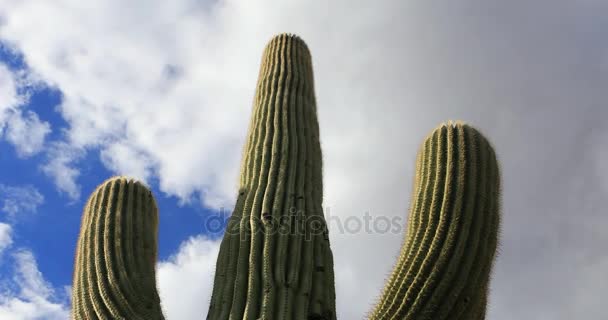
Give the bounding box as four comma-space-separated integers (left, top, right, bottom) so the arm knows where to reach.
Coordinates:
0, 0, 606, 319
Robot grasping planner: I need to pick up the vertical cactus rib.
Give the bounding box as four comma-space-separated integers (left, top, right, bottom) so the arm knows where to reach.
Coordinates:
369, 122, 501, 320
208, 190, 248, 320
247, 33, 289, 319
295, 40, 313, 318
71, 177, 164, 320
72, 191, 99, 320
265, 34, 298, 320
208, 33, 337, 320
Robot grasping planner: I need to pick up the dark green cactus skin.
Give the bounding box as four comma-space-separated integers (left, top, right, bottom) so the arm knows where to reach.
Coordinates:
70, 177, 164, 320
206, 34, 336, 320
369, 122, 501, 320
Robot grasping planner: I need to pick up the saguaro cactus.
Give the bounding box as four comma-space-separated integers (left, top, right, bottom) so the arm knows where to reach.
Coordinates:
70, 33, 501, 320
71, 177, 164, 320
206, 33, 336, 320
369, 122, 501, 320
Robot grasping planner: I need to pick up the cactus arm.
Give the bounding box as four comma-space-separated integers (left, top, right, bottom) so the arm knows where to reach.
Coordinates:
71, 177, 164, 320
369, 122, 500, 320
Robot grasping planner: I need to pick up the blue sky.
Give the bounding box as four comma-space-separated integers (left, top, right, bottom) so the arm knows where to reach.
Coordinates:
0, 42, 227, 318
1, 1, 607, 319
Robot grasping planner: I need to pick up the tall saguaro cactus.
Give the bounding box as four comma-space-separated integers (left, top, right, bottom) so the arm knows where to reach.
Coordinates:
369, 122, 501, 320
71, 177, 164, 320
70, 33, 501, 320
206, 33, 336, 320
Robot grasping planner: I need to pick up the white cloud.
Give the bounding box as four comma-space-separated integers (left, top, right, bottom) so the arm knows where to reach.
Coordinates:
5, 111, 51, 158
100, 140, 155, 185
0, 192, 68, 319
0, 0, 250, 207
0, 230, 220, 320
40, 142, 83, 200
0, 250, 69, 320
0, 231, 220, 320
0, 62, 51, 158
0, 207, 69, 319
0, 184, 44, 220
0, 0, 607, 319
157, 236, 221, 319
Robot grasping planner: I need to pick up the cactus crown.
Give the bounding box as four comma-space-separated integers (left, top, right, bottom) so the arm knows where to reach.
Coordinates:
70, 34, 500, 320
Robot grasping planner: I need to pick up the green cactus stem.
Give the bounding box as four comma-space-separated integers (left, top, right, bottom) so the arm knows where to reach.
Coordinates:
207, 33, 336, 320
71, 176, 164, 320
369, 122, 501, 320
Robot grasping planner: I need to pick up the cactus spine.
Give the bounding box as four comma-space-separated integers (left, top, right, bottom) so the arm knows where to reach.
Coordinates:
207, 33, 336, 320
369, 122, 500, 320
71, 177, 164, 320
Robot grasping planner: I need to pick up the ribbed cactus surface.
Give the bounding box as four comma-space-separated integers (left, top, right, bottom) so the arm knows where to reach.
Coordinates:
207, 34, 336, 320
68, 33, 502, 320
71, 177, 164, 320
369, 122, 500, 320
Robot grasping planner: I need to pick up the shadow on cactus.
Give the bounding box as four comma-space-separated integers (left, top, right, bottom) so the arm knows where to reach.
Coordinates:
70, 33, 501, 320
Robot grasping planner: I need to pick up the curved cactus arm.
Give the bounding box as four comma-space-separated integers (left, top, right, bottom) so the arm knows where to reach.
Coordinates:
369, 122, 501, 320
71, 176, 164, 320
207, 33, 336, 320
